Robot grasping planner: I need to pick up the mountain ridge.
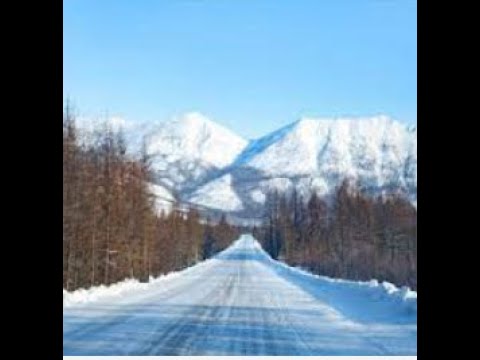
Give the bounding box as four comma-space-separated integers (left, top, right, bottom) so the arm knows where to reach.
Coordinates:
76, 113, 417, 220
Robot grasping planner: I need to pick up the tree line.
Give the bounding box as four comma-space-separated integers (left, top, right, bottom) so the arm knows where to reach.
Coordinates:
253, 181, 417, 289
63, 107, 240, 291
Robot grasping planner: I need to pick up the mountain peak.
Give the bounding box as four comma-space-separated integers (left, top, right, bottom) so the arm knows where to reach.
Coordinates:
168, 112, 243, 140
173, 111, 216, 129
146, 113, 248, 185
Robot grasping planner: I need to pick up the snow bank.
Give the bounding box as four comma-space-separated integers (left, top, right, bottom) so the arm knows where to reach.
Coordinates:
290, 269, 418, 315
234, 234, 417, 320
259, 244, 417, 319
63, 279, 150, 308
63, 244, 230, 308
64, 261, 212, 308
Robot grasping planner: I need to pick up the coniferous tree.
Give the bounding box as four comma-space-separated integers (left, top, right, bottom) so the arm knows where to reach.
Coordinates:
256, 180, 416, 289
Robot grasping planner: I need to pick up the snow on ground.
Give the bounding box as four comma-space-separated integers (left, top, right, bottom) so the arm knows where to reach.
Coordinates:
64, 234, 416, 356
64, 255, 218, 309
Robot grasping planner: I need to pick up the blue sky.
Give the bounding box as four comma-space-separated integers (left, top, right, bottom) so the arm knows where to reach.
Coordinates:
63, 0, 416, 139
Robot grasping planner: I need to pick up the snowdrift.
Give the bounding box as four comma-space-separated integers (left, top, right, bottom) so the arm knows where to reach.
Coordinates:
63, 255, 220, 308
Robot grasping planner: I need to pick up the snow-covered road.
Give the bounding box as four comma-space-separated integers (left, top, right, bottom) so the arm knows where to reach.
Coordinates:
63, 234, 416, 355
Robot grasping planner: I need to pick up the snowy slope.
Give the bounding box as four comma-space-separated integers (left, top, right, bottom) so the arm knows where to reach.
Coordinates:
64, 234, 416, 355
188, 174, 244, 212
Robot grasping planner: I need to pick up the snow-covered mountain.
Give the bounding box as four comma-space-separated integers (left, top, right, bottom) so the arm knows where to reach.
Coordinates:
145, 112, 247, 195
77, 113, 417, 220
189, 116, 417, 217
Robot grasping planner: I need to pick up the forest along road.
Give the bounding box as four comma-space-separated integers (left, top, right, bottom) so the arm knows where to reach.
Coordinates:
63, 234, 417, 356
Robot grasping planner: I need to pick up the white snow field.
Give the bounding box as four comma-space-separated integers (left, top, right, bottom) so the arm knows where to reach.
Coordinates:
63, 234, 417, 356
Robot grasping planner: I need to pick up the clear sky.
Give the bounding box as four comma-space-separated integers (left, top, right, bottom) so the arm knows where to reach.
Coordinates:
63, 0, 417, 139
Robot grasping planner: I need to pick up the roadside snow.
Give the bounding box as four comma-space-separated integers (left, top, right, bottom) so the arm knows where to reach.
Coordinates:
63, 256, 220, 309
274, 262, 417, 318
